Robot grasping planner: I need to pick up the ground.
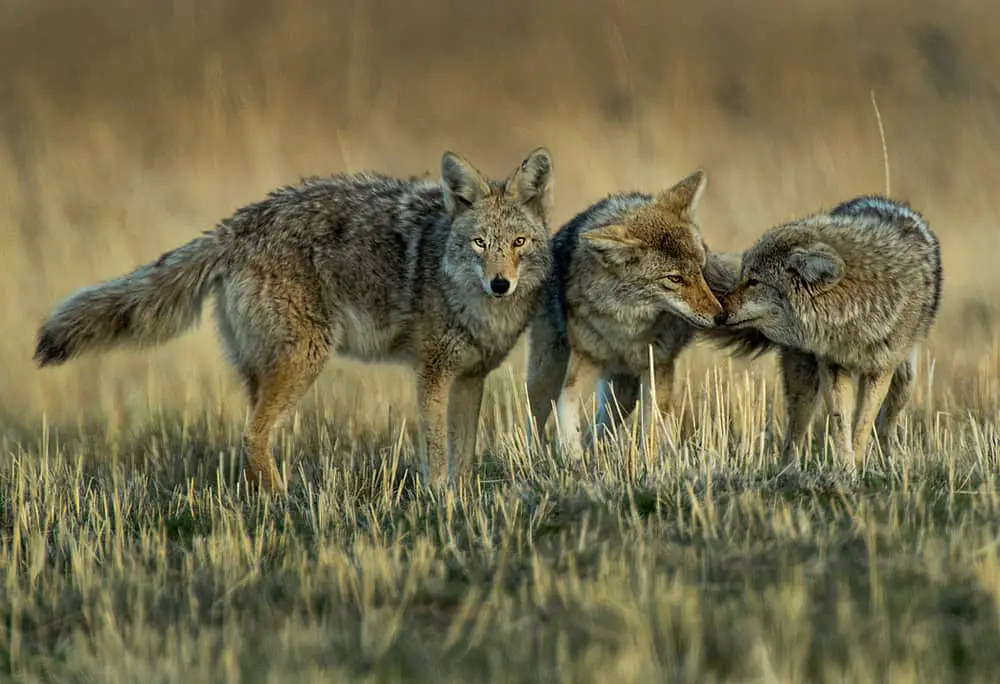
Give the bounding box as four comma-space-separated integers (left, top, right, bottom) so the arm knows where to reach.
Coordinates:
4, 368, 1000, 682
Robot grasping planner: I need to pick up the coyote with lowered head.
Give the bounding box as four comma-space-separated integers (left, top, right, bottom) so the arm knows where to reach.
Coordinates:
34, 147, 555, 492
714, 195, 942, 469
525, 170, 726, 461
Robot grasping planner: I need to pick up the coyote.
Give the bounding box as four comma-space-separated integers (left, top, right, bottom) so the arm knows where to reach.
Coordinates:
525, 170, 725, 462
714, 195, 942, 469
585, 246, 744, 448
34, 148, 555, 492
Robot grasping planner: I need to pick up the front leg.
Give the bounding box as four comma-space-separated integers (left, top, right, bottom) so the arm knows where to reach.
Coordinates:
448, 373, 486, 483
638, 354, 677, 458
851, 368, 894, 470
416, 367, 454, 489
554, 349, 604, 465
818, 361, 856, 468
525, 315, 571, 453
778, 348, 821, 468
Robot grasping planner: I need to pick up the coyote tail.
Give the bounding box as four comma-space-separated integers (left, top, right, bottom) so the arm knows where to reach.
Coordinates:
34, 233, 226, 366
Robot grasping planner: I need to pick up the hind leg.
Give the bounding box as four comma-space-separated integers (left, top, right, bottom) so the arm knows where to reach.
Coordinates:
585, 373, 640, 451
243, 348, 328, 492
875, 350, 917, 459
215, 285, 331, 493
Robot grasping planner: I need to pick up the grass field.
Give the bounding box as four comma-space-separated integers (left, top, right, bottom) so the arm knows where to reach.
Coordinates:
3, 0, 1000, 681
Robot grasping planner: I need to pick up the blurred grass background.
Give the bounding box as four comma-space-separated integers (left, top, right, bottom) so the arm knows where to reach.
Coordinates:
5, 2, 1000, 681
2, 0, 999, 430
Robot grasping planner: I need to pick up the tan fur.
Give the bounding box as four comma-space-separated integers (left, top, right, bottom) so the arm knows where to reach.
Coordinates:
35, 148, 556, 492
525, 170, 725, 463
713, 195, 942, 470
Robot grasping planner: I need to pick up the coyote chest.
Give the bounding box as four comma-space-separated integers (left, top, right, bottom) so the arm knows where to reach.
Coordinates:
569, 306, 694, 374
449, 299, 537, 374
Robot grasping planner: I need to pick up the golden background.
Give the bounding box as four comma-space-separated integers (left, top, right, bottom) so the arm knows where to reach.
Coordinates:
3, 0, 998, 432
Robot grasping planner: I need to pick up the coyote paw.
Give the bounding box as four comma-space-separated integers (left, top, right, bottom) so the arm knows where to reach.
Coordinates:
243, 465, 286, 495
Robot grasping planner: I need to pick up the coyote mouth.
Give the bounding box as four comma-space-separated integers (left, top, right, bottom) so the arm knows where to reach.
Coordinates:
686, 315, 717, 329
724, 315, 760, 328
665, 304, 715, 329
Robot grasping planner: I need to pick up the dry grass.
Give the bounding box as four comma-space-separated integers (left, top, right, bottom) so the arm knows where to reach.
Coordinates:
3, 0, 1000, 680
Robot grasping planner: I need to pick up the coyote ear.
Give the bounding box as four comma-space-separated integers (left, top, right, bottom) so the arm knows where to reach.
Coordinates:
441, 151, 490, 216
656, 169, 707, 218
703, 250, 743, 298
581, 224, 644, 253
506, 147, 553, 221
786, 243, 844, 293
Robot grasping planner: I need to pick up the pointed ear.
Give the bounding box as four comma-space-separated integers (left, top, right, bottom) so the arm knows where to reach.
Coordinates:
581, 223, 644, 253
505, 147, 553, 221
655, 169, 707, 218
703, 250, 743, 298
441, 151, 490, 216
786, 243, 844, 292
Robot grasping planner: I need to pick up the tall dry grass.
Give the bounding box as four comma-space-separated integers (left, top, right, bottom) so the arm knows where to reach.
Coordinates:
3, 0, 1000, 680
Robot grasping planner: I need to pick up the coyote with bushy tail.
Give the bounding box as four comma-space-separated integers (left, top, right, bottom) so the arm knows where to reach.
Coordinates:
35, 147, 555, 492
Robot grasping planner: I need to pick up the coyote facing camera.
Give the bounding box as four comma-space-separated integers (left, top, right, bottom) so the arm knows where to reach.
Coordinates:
713, 195, 943, 469
525, 170, 727, 462
34, 147, 555, 492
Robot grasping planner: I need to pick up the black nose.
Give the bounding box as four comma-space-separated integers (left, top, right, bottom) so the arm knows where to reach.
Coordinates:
714, 311, 728, 326
490, 277, 511, 295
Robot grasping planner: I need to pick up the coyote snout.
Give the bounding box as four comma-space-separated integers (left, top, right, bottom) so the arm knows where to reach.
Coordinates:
489, 276, 511, 296
716, 280, 758, 327
673, 277, 725, 328
472, 239, 529, 297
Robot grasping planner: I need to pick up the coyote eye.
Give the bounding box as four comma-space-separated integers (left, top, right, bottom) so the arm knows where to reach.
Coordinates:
664, 275, 685, 285
512, 237, 527, 248
472, 238, 487, 249
745, 277, 760, 287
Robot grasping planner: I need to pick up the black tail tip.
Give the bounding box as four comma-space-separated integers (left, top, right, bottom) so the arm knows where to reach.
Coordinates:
33, 330, 70, 367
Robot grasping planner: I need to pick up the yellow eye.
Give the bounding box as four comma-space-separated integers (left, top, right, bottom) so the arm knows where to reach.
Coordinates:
665, 275, 685, 285
512, 237, 527, 248
473, 238, 486, 249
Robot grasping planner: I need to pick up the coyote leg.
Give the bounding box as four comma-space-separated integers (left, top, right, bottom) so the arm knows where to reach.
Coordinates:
778, 349, 821, 467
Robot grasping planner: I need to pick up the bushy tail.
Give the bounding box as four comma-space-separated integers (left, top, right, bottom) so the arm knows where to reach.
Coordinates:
34, 233, 226, 366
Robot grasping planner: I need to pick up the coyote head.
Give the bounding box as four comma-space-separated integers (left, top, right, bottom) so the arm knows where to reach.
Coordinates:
580, 170, 723, 328
718, 223, 845, 346
440, 147, 554, 298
